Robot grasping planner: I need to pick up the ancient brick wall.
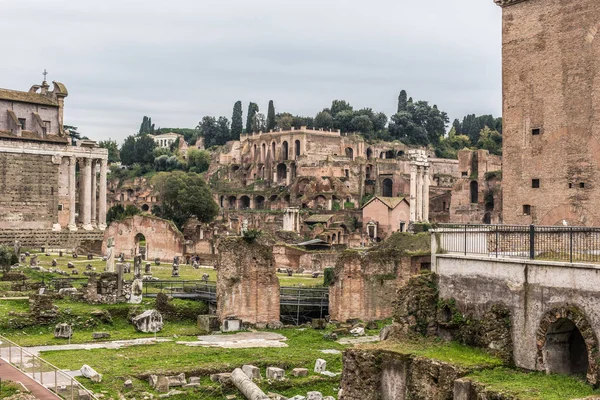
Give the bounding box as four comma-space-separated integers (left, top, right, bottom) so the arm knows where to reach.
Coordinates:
0, 152, 59, 229
216, 237, 280, 325
500, 0, 600, 225
272, 245, 339, 272
103, 215, 184, 261
0, 230, 103, 249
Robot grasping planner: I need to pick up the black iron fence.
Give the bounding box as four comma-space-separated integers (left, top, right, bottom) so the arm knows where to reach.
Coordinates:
436, 224, 600, 264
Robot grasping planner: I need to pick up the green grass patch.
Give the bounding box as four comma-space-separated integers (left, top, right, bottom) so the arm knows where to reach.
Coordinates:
0, 380, 22, 398
362, 338, 503, 368
468, 367, 600, 400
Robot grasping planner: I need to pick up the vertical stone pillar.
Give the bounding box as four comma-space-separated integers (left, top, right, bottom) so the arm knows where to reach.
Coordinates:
68, 157, 77, 231
82, 158, 93, 230
91, 160, 98, 228
409, 165, 417, 222
423, 167, 430, 222
98, 159, 108, 230
416, 166, 423, 222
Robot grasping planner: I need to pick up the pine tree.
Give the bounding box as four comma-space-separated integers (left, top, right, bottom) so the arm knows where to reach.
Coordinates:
245, 103, 259, 133
231, 101, 243, 140
267, 100, 276, 131
397, 90, 408, 113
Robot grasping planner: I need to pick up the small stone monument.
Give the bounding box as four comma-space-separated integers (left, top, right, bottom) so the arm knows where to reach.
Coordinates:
172, 263, 180, 277
29, 255, 38, 267
19, 254, 26, 263
130, 278, 143, 304
132, 310, 163, 333
155, 258, 161, 266
134, 255, 142, 279
51, 259, 58, 267
105, 237, 115, 273
145, 262, 152, 274
54, 323, 73, 338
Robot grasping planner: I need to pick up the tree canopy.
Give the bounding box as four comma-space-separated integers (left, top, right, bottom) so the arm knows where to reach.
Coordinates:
120, 135, 156, 166
151, 171, 219, 229
231, 101, 243, 140
98, 139, 120, 163
197, 116, 231, 148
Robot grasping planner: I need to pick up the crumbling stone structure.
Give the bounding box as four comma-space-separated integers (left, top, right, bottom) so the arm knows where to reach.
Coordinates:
496, 0, 600, 225
216, 237, 280, 325
103, 215, 185, 261
328, 233, 431, 322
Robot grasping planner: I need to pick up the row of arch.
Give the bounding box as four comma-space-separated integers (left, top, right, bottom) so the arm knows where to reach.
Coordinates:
219, 193, 354, 211
252, 140, 302, 163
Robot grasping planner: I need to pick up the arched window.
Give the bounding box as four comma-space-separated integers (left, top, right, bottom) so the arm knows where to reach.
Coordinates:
277, 164, 287, 183
366, 148, 373, 160
470, 181, 479, 204
382, 179, 393, 197
295, 140, 301, 157
240, 196, 250, 209
255, 196, 265, 210
282, 141, 289, 161
345, 147, 354, 160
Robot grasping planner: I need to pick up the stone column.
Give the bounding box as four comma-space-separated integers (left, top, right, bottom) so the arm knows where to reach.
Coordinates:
423, 166, 430, 222
416, 166, 423, 222
409, 164, 417, 222
82, 158, 93, 230
68, 156, 77, 231
91, 160, 98, 228
98, 159, 108, 230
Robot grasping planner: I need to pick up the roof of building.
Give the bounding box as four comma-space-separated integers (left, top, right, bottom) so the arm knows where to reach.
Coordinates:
303, 214, 334, 223
361, 196, 408, 210
297, 238, 330, 246
150, 132, 181, 139
0, 88, 58, 107
0, 130, 69, 144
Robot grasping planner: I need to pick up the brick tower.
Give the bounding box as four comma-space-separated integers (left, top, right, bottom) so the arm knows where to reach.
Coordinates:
496, 0, 600, 225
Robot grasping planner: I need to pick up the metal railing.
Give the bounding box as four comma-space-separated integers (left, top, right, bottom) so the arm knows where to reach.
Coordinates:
436, 224, 600, 264
0, 335, 98, 399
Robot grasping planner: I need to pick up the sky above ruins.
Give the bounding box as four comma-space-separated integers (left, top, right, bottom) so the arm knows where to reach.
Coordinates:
0, 0, 501, 143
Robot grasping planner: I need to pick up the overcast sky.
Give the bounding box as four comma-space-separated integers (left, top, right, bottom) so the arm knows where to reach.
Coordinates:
0, 0, 502, 143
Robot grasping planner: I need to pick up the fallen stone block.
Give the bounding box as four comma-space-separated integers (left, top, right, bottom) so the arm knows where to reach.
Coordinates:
242, 364, 261, 380
314, 359, 326, 373
123, 379, 133, 389
266, 367, 285, 381
210, 372, 232, 384
167, 373, 186, 387
80, 364, 102, 383
222, 318, 242, 332
350, 327, 365, 336
197, 315, 220, 332
307, 392, 323, 400
132, 309, 163, 333
311, 318, 327, 330
291, 368, 308, 377
320, 371, 338, 377
92, 332, 111, 340
188, 376, 201, 384
54, 323, 73, 339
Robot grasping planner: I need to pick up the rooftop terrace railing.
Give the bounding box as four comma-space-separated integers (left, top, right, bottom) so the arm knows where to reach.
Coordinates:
435, 224, 600, 264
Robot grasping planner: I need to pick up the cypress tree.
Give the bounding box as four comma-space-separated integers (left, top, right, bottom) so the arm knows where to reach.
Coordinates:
267, 100, 276, 131
397, 90, 408, 112
231, 101, 243, 139
246, 103, 259, 133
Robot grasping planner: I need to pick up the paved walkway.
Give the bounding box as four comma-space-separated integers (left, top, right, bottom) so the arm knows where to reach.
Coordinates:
0, 360, 60, 399
24, 337, 172, 356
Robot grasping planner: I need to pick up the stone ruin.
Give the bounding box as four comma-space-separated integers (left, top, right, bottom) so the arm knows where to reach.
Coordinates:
29, 294, 58, 322
54, 323, 73, 338
132, 309, 163, 333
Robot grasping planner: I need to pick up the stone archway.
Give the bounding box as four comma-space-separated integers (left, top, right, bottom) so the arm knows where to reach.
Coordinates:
536, 306, 599, 384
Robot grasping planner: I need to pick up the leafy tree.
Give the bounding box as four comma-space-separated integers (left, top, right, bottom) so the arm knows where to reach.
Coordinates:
120, 135, 156, 166
231, 101, 243, 140
187, 149, 211, 173
0, 246, 17, 274
452, 119, 462, 134
64, 125, 82, 144
106, 204, 141, 225
267, 100, 276, 131
98, 139, 120, 163
139, 116, 155, 135
330, 100, 353, 116
152, 171, 219, 230
252, 113, 266, 132
435, 128, 472, 159
245, 103, 259, 133
154, 155, 169, 171
477, 127, 503, 155
197, 116, 231, 148
314, 111, 335, 129
388, 93, 448, 146
334, 110, 354, 133
397, 90, 408, 112
350, 115, 374, 133
276, 113, 294, 130
292, 115, 314, 129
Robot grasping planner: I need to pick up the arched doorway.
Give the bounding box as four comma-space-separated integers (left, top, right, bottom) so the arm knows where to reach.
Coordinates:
483, 212, 492, 225
332, 233, 337, 243
255, 195, 265, 210
536, 306, 599, 384
240, 196, 250, 209
295, 140, 301, 158
277, 163, 287, 183
134, 233, 147, 260
366, 148, 373, 160
314, 195, 327, 209
386, 150, 395, 159
227, 196, 237, 210
382, 178, 393, 197
470, 181, 479, 204
345, 147, 354, 160
141, 204, 149, 212
282, 141, 289, 161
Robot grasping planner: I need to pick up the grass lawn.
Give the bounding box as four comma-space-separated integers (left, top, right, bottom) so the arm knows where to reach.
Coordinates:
468, 367, 600, 400
0, 380, 23, 398
41, 327, 347, 399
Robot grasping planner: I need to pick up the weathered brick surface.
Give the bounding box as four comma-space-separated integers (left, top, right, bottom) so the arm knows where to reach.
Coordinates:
0, 153, 58, 229
500, 0, 600, 225
216, 237, 280, 325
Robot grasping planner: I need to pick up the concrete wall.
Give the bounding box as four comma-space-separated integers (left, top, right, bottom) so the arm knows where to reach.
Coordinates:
434, 253, 600, 380
103, 215, 184, 261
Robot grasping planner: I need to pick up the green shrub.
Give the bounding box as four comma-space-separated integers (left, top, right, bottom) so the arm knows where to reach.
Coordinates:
323, 268, 335, 287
